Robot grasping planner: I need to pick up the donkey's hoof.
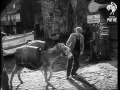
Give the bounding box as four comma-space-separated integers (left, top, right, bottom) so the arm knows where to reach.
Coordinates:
20, 81, 23, 84
45, 80, 47, 82
48, 78, 51, 81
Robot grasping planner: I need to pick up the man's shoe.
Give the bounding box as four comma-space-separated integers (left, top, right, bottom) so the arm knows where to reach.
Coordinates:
71, 73, 77, 76
72, 74, 78, 79
66, 76, 71, 80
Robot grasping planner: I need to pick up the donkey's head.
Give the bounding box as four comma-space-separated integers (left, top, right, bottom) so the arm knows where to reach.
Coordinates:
54, 43, 73, 58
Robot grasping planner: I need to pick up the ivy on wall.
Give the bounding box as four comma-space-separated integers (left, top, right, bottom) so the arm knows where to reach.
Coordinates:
40, 0, 69, 37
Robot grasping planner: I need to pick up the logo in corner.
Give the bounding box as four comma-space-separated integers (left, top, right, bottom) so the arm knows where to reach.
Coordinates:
106, 2, 117, 15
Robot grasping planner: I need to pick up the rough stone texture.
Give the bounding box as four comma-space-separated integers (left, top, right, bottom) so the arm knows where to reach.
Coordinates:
8, 63, 117, 90
77, 63, 118, 90
8, 70, 84, 90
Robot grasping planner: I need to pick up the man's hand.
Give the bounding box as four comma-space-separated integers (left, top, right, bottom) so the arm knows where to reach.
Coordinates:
80, 52, 83, 55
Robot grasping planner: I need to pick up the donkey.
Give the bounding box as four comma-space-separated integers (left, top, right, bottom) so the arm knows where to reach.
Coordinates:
9, 43, 73, 88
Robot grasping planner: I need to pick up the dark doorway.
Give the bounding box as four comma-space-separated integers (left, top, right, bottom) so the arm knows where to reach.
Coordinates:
67, 2, 74, 34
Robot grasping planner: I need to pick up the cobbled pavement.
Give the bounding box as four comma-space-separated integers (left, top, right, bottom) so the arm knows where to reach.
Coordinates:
8, 63, 117, 90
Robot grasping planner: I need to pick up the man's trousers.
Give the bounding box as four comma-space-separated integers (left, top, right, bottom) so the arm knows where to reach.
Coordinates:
67, 51, 80, 77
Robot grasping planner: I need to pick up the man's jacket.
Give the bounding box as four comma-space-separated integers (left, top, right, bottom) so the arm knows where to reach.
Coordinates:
66, 33, 84, 52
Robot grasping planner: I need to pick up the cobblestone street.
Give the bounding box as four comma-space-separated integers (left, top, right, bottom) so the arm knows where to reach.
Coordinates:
8, 62, 117, 90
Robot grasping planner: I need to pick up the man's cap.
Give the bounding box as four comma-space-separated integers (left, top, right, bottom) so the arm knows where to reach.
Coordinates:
76, 27, 83, 34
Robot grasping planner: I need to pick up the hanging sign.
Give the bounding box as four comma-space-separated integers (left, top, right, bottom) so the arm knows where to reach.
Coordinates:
88, 1, 99, 13
87, 14, 100, 23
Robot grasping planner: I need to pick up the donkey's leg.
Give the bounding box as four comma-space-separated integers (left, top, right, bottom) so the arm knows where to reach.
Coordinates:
9, 65, 22, 88
17, 67, 23, 84
48, 67, 53, 81
43, 67, 48, 82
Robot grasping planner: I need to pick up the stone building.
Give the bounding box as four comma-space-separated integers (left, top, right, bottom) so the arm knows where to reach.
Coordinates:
0, 0, 117, 58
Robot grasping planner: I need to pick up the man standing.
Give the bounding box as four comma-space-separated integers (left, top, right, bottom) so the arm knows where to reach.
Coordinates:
66, 27, 84, 79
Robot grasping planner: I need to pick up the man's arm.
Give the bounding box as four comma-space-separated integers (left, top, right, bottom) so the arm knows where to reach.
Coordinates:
66, 34, 74, 47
